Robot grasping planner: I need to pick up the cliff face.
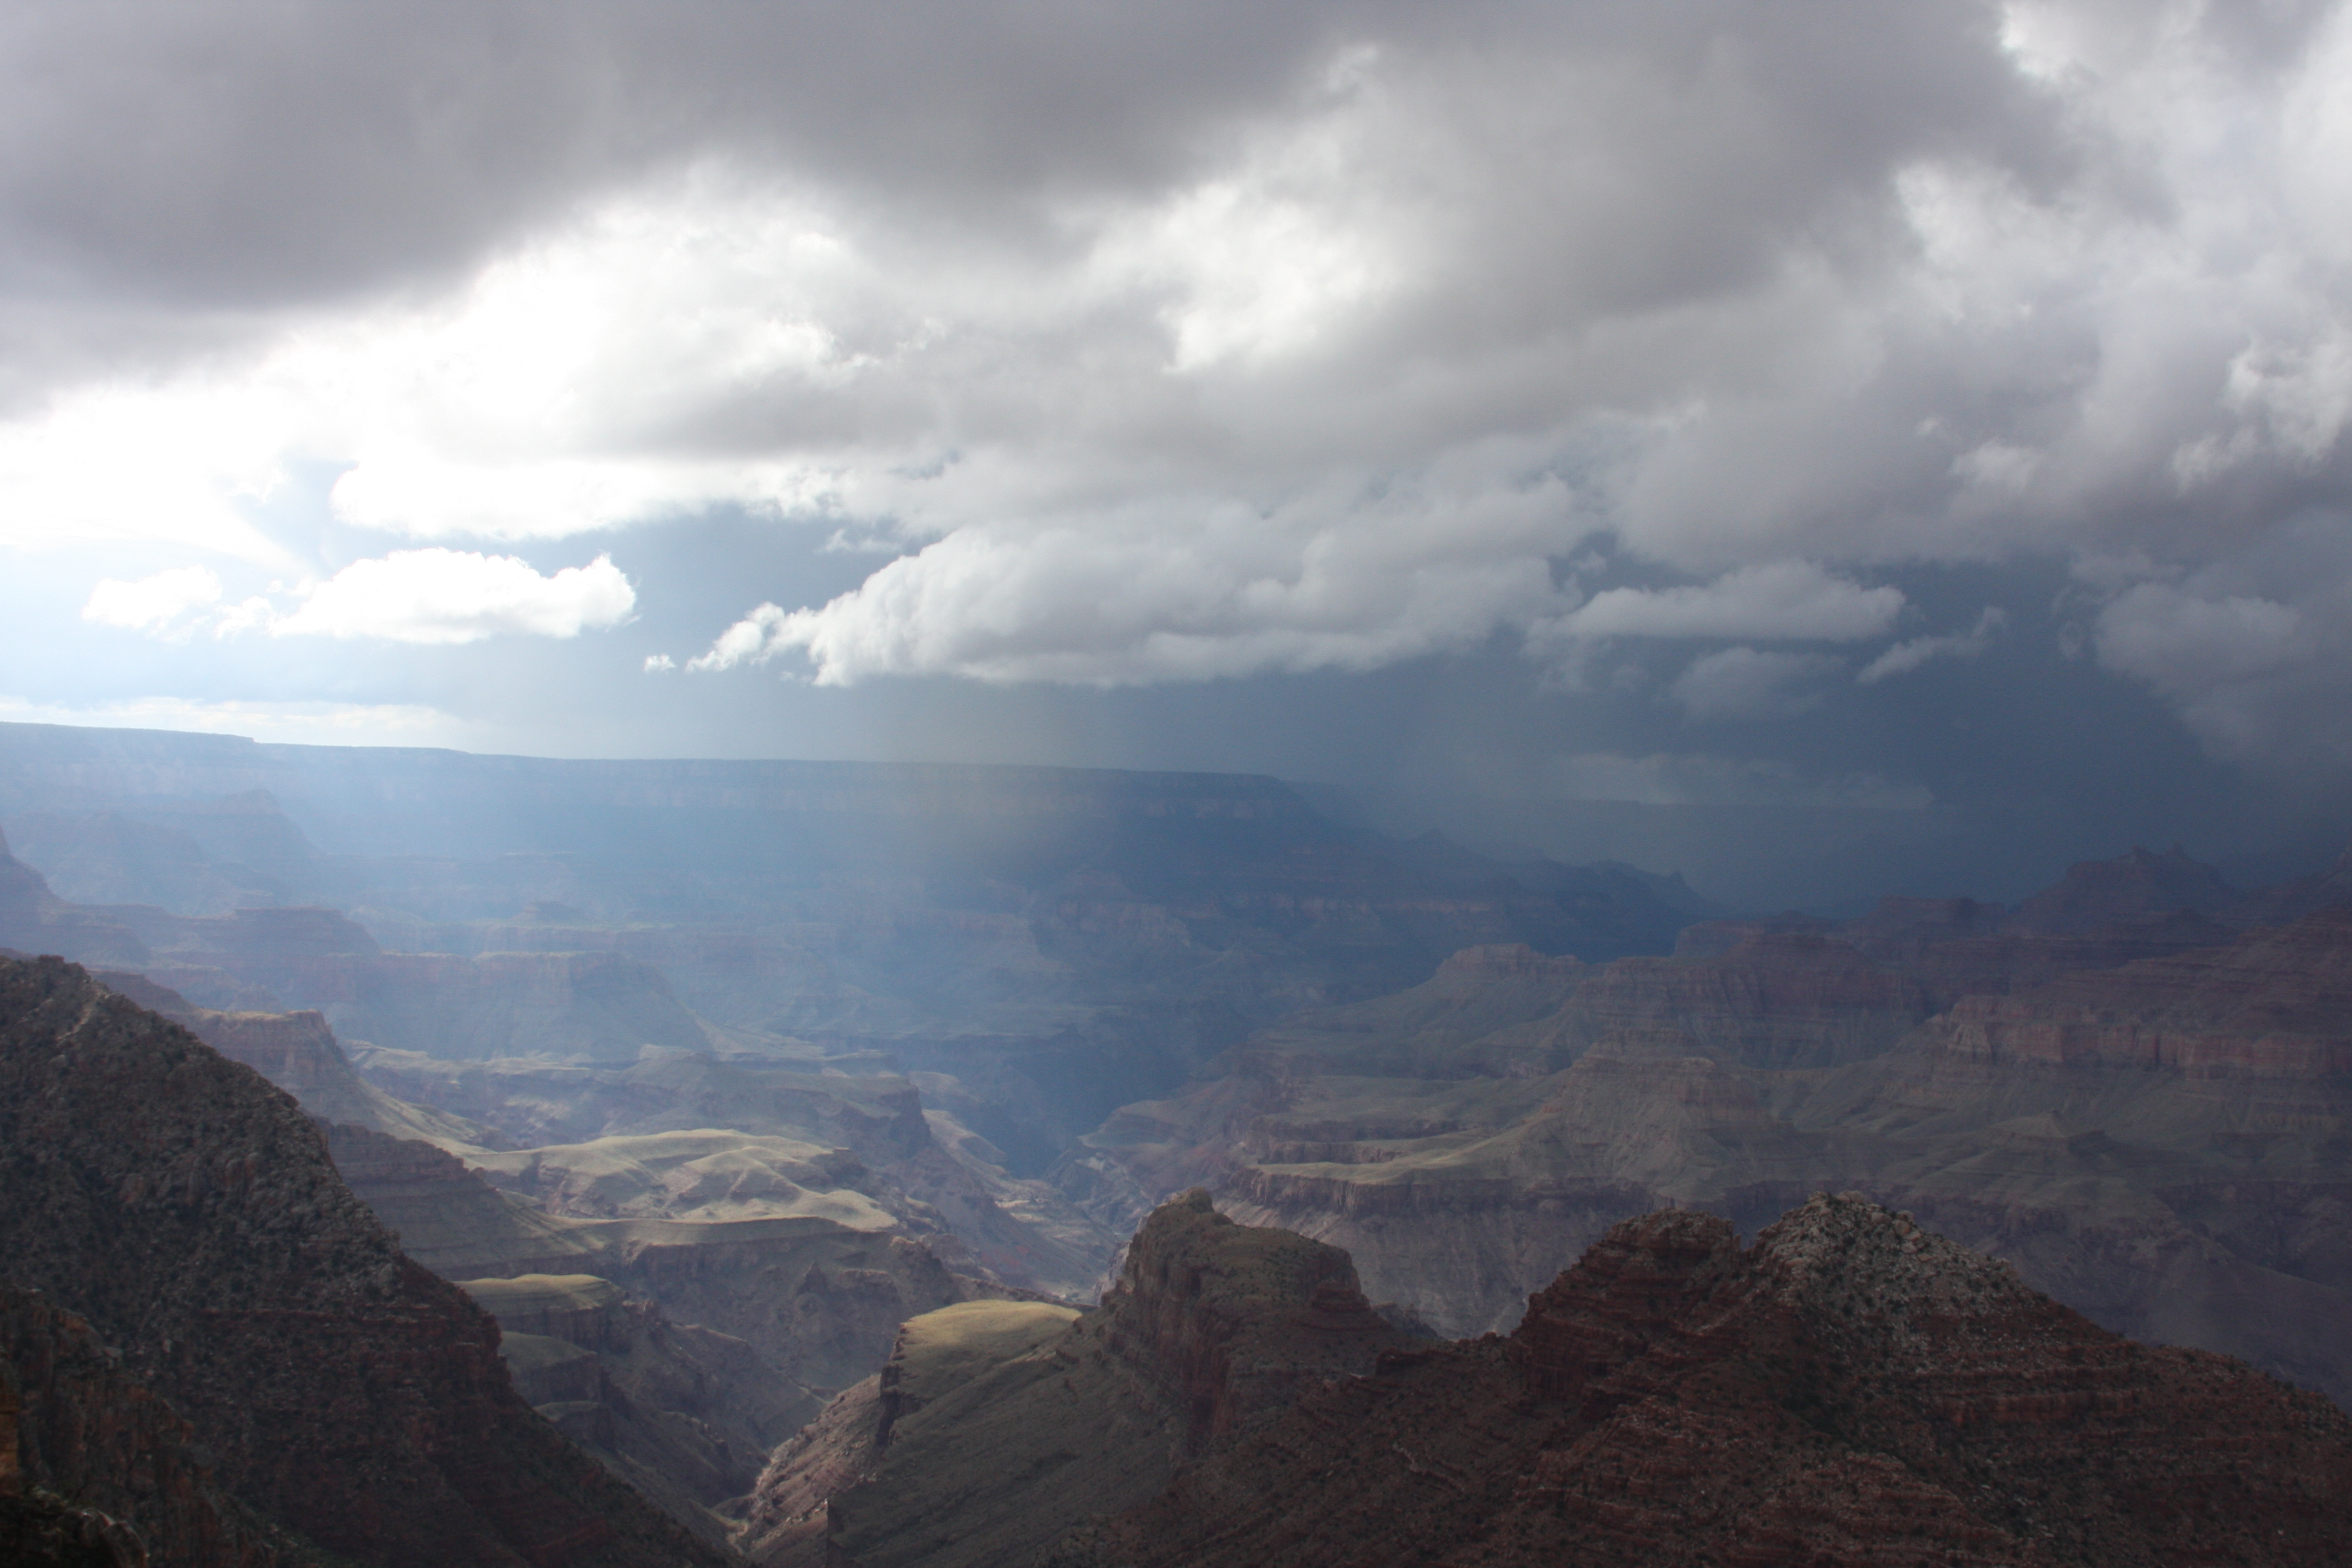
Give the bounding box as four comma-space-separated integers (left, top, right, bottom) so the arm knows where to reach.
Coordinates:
736, 1192, 1402, 1568
1088, 1189, 1399, 1446
1069, 1195, 2352, 1568
2, 1284, 301, 1568
1067, 887, 2352, 1407
460, 1274, 811, 1551
1900, 904, 2352, 1077
122, 944, 713, 1068
0, 830, 147, 968
345, 1041, 1119, 1301
94, 984, 507, 1148
1802, 909, 2352, 1163
321, 1121, 987, 1404
0, 955, 730, 1568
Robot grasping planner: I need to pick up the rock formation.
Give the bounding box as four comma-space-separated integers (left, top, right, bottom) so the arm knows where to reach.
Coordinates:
0, 827, 147, 968
459, 1273, 809, 1550
2005, 842, 2252, 934
0, 953, 730, 1567
736, 1191, 1399, 1568
343, 1041, 1119, 1300
3, 1284, 301, 1568
319, 1111, 1037, 1547
0, 720, 1702, 1189
87, 970, 506, 1147
1063, 1194, 2352, 1567
1058, 869, 2352, 1411
742, 1192, 2352, 1567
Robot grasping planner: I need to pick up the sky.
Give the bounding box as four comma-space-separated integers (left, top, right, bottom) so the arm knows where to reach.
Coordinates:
3, 0, 2351, 908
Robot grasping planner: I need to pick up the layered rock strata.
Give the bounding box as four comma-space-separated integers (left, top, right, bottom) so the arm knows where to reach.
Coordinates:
736, 1191, 1399, 1568
461, 1273, 808, 1550
1061, 1195, 2352, 1568
2, 1284, 300, 1568
0, 955, 729, 1568
1063, 881, 2352, 1408
323, 1120, 993, 1396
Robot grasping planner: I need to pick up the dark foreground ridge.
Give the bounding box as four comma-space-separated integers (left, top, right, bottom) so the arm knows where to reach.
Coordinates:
0, 953, 728, 1568
754, 1191, 2352, 1567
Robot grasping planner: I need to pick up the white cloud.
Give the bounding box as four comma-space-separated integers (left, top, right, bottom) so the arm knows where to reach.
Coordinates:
688, 462, 1577, 684
5, 2, 2352, 727
272, 550, 636, 644
1670, 647, 1840, 720
2097, 584, 2310, 690
688, 603, 791, 673
1857, 606, 2008, 683
82, 566, 223, 634
2083, 519, 2352, 777
1541, 562, 1904, 645
0, 385, 302, 566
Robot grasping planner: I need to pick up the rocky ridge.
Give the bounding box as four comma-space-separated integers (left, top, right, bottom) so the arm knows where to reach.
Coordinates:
1063, 1194, 2352, 1567
0, 954, 730, 1568
741, 1191, 2352, 1567
1057, 858, 2352, 1420
736, 1191, 1400, 1568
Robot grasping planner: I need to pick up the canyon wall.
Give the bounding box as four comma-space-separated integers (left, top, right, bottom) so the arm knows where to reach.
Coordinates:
746, 1192, 2352, 1567
0, 955, 730, 1568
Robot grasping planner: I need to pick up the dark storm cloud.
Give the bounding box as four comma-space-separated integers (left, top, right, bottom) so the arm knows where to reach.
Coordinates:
0, 1, 1324, 303
4, 0, 2352, 853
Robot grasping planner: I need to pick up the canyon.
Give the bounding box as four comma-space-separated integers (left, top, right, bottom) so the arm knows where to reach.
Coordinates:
5, 717, 2351, 1561
1070, 881, 2352, 1408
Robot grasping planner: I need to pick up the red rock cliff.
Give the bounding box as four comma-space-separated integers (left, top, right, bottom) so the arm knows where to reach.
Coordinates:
1070, 1193, 2352, 1567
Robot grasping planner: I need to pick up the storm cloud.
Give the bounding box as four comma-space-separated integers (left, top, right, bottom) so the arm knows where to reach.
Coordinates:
4, 1, 2351, 901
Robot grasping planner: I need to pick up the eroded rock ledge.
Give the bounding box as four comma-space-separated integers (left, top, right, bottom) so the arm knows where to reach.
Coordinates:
747, 1189, 2352, 1568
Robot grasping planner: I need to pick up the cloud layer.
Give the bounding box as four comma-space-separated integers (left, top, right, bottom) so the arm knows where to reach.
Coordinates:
5, 1, 2352, 786
83, 551, 636, 644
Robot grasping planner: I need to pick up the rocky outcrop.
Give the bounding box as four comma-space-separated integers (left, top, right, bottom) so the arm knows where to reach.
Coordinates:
2, 1284, 301, 1568
737, 1192, 1402, 1568
1068, 1195, 2352, 1567
461, 1275, 811, 1550
0, 954, 730, 1568
91, 981, 508, 1148
1091, 1190, 1399, 1445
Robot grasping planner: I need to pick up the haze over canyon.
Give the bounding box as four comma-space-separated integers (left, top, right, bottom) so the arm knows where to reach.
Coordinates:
0, 716, 2347, 1564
